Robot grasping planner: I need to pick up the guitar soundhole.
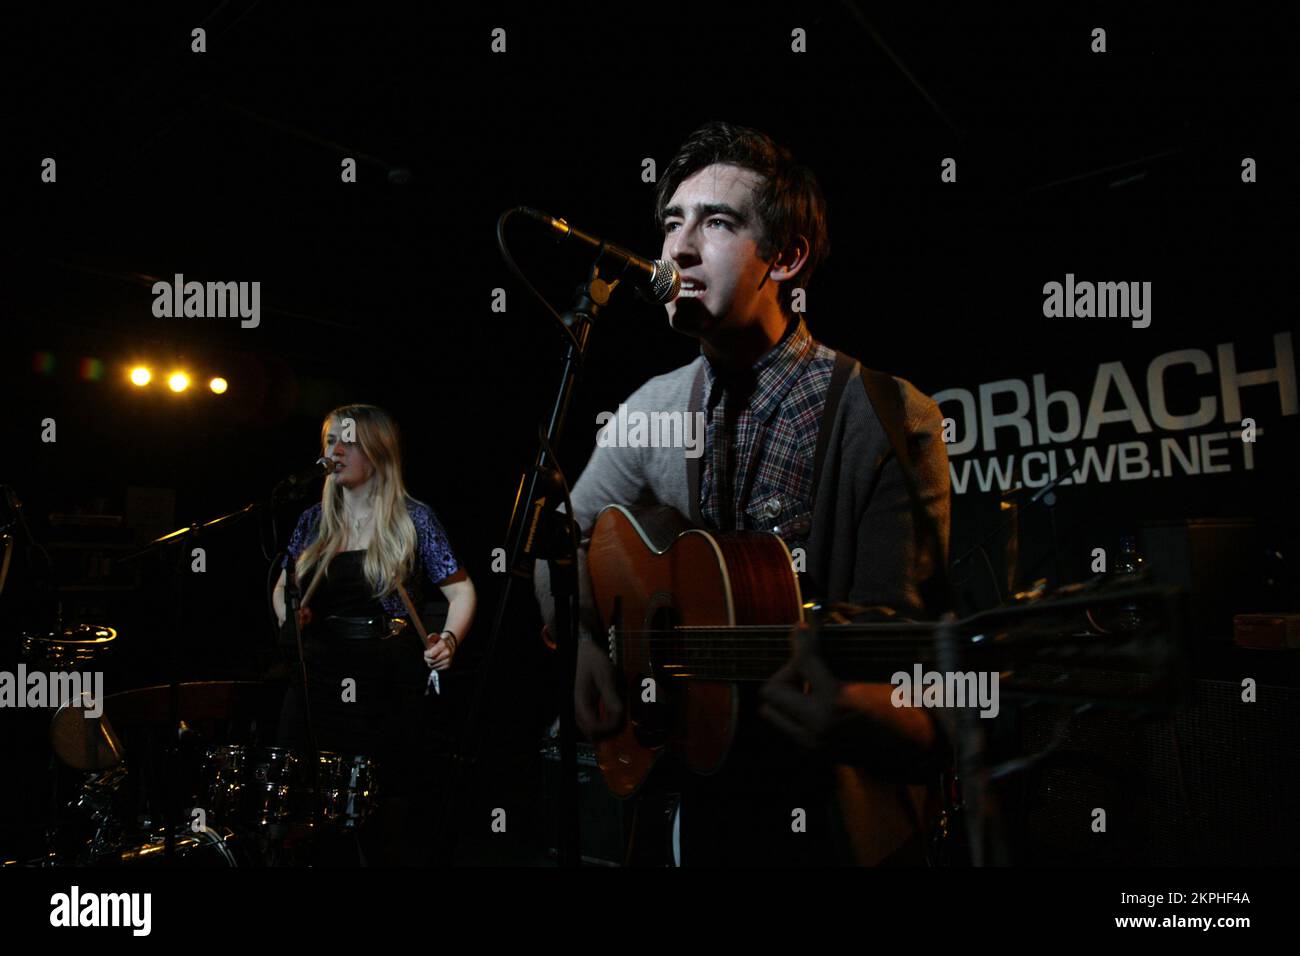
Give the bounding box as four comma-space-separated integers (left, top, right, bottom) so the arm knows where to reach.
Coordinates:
629, 599, 680, 749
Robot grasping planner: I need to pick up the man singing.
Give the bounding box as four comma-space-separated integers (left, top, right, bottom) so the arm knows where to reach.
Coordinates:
537, 121, 951, 865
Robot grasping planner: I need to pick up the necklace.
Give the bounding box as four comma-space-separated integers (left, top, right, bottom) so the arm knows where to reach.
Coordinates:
346, 508, 373, 534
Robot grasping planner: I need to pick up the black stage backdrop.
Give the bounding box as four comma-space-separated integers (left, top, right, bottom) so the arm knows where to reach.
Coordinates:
0, 2, 1294, 870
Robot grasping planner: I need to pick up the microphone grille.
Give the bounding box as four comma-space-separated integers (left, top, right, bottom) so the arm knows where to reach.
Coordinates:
649, 260, 681, 304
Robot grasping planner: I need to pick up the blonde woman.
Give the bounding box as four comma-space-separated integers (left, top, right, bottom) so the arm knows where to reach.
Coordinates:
272, 403, 475, 863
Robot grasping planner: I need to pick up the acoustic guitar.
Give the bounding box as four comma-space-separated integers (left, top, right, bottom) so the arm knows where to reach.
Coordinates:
586, 503, 1178, 799
585, 503, 961, 798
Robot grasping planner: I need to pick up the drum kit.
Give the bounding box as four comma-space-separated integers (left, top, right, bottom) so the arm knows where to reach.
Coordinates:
8, 621, 383, 868
1, 479, 401, 868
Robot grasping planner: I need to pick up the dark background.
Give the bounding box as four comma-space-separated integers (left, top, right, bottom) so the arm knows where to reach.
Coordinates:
1, 2, 1294, 864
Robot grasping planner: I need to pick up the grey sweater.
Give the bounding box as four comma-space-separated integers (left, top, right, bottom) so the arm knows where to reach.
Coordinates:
536, 352, 952, 628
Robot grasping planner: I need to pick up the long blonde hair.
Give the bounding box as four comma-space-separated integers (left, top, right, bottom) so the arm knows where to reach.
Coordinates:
297, 404, 418, 608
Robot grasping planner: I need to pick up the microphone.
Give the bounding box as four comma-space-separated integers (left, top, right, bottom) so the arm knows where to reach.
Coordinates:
517, 207, 680, 303
1028, 471, 1067, 506
280, 457, 336, 487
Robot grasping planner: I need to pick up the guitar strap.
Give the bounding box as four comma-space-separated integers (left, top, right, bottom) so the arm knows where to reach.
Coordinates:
857, 364, 930, 544
812, 351, 954, 616
809, 350, 857, 505
685, 360, 707, 526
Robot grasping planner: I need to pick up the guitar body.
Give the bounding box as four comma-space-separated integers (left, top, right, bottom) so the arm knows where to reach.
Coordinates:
587, 504, 804, 798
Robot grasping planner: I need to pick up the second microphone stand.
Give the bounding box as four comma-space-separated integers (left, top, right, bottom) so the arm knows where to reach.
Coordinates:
445, 260, 620, 866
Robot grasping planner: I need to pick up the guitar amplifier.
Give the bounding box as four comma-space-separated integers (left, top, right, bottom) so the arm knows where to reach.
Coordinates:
1009, 669, 1300, 864
540, 741, 628, 866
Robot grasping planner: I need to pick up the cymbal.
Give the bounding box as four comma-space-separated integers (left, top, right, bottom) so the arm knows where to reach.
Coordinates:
49, 699, 125, 771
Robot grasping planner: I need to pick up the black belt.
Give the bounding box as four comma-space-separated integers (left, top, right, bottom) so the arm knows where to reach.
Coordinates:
316, 615, 388, 641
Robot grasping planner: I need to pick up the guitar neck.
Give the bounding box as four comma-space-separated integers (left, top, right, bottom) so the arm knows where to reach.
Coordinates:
632, 623, 962, 682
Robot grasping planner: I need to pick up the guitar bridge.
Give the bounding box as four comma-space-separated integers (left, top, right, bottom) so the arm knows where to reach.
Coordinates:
607, 595, 622, 666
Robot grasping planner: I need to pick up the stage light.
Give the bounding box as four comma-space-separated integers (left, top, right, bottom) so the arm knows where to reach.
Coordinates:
167, 372, 190, 393
130, 367, 152, 386
209, 377, 228, 394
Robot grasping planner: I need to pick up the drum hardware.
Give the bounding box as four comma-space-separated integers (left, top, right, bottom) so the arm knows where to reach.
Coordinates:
314, 752, 380, 830
56, 764, 132, 864
94, 825, 244, 867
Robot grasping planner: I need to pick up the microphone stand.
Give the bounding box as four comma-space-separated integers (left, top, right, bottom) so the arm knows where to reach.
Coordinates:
115, 479, 318, 862
443, 259, 619, 867
952, 472, 1067, 603
275, 529, 325, 855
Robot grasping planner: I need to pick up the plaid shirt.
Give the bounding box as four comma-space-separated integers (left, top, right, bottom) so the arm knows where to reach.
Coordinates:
700, 318, 836, 547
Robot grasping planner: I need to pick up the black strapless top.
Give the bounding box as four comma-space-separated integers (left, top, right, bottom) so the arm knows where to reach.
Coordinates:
309, 550, 386, 620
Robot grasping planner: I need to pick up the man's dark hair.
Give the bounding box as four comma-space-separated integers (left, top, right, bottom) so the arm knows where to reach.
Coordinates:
654, 121, 830, 320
